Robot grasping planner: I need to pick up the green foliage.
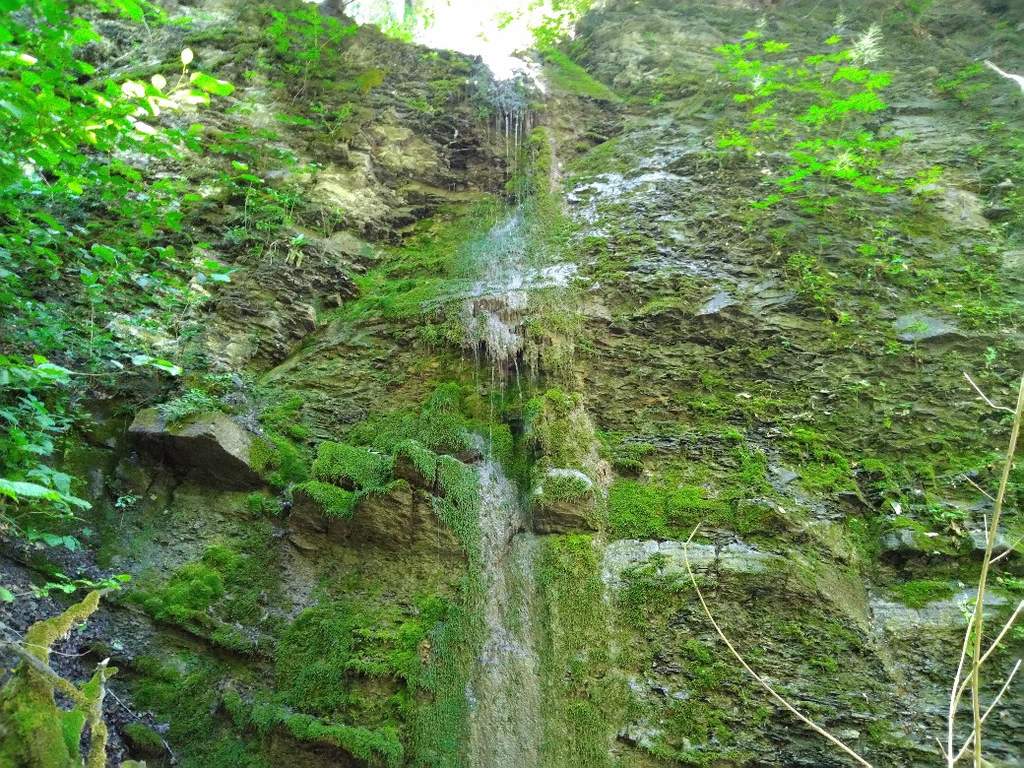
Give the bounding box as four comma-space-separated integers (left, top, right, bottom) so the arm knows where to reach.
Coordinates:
598, 433, 655, 475
523, 389, 589, 469
785, 251, 834, 308
0, 0, 231, 565
530, 0, 594, 51
0, 357, 90, 543
716, 27, 900, 208
257, 391, 311, 441
262, 0, 358, 97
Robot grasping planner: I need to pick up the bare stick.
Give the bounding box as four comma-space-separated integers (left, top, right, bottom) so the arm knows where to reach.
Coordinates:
947, 609, 976, 766
0, 639, 86, 706
968, 371, 1024, 767
85, 659, 113, 768
991, 537, 1023, 565
963, 372, 1015, 414
951, 601, 1024, 709
953, 659, 1022, 764
682, 525, 874, 768
963, 476, 995, 502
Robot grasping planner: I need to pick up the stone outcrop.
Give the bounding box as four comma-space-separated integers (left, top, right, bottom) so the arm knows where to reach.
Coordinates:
128, 408, 261, 488
288, 480, 462, 557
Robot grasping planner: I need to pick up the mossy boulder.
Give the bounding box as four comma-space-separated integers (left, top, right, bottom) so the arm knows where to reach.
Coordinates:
128, 408, 261, 488
532, 468, 599, 533
289, 480, 461, 556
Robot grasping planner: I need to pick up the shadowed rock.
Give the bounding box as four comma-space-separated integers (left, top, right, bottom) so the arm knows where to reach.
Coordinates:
128, 408, 261, 488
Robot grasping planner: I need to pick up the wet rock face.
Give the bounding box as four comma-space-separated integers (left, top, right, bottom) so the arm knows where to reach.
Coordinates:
128, 408, 262, 488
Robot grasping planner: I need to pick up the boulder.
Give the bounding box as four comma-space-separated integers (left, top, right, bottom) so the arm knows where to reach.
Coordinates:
289, 481, 462, 557
128, 408, 261, 488
531, 469, 599, 534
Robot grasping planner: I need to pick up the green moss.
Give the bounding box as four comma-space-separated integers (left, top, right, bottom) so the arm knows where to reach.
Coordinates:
524, 388, 593, 470
250, 433, 309, 488
312, 441, 393, 489
348, 382, 477, 459
130, 655, 269, 768
598, 433, 655, 475
542, 49, 621, 102
889, 578, 956, 608
538, 471, 593, 504
128, 545, 275, 644
0, 591, 105, 768
537, 535, 627, 768
607, 480, 665, 539
258, 392, 311, 441
122, 722, 165, 755
158, 389, 222, 424
339, 199, 499, 325
296, 479, 359, 518
245, 492, 279, 516
607, 472, 777, 539
224, 695, 403, 767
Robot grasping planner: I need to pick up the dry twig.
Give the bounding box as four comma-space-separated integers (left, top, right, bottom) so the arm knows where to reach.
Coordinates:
682, 525, 874, 768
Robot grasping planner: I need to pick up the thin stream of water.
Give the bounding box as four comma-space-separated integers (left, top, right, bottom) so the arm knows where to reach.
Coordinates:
464, 205, 552, 767
467, 450, 541, 768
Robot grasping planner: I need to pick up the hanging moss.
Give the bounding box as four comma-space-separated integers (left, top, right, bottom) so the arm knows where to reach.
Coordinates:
312, 441, 394, 489
250, 433, 309, 488
295, 478, 360, 518
536, 536, 627, 768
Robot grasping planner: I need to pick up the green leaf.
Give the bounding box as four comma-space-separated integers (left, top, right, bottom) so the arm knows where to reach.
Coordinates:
0, 587, 13, 603
190, 71, 234, 97
131, 355, 182, 376
0, 478, 62, 502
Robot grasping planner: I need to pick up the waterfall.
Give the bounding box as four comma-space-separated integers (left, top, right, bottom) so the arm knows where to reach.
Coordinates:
467, 449, 541, 768
461, 209, 577, 388
462, 209, 548, 768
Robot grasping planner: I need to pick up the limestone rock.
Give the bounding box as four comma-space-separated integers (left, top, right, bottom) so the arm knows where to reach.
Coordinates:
128, 408, 261, 488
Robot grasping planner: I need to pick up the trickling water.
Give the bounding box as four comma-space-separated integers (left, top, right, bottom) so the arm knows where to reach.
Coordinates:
462, 210, 577, 378
468, 446, 542, 768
